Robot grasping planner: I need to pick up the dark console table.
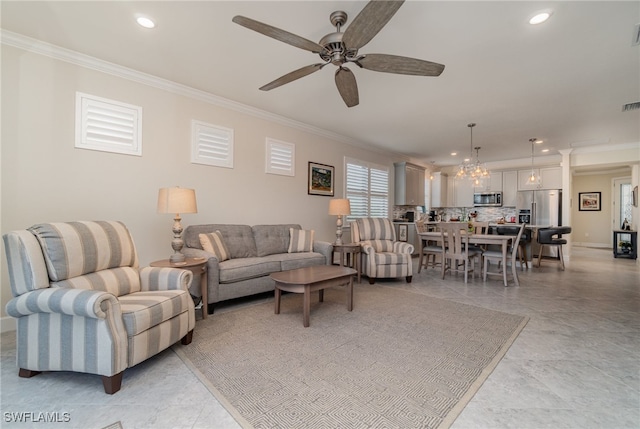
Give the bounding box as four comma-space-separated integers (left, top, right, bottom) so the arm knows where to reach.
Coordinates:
613, 230, 637, 260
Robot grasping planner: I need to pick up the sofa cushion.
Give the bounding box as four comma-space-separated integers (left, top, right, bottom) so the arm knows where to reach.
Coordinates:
278, 252, 326, 271
288, 228, 314, 253
28, 221, 137, 282
184, 224, 257, 258
252, 224, 301, 257
218, 257, 281, 283
199, 231, 230, 261
52, 266, 141, 297
118, 289, 190, 336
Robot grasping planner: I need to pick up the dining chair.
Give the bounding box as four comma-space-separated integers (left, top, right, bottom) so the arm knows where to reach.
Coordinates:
418, 223, 443, 273
439, 222, 480, 283
496, 225, 530, 270
468, 220, 490, 257
483, 223, 525, 286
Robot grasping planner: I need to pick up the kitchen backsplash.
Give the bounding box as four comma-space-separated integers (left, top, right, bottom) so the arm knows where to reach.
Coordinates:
393, 206, 518, 223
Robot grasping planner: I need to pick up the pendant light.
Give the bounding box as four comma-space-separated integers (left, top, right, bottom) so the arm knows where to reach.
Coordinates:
456, 123, 490, 185
527, 138, 541, 186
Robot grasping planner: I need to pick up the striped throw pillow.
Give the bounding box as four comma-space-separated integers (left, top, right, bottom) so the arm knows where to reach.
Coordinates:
288, 228, 314, 253
199, 231, 230, 261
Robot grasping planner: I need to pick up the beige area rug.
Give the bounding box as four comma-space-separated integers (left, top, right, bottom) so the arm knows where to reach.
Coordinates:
173, 285, 528, 429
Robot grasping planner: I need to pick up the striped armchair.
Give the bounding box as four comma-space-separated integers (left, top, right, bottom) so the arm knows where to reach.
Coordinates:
350, 218, 414, 284
3, 221, 195, 394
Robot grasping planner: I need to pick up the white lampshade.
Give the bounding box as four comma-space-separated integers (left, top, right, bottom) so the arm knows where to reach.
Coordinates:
328, 199, 351, 216
157, 187, 198, 214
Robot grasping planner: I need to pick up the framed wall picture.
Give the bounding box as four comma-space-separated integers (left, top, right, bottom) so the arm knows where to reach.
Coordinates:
308, 162, 334, 196
398, 224, 408, 242
578, 192, 601, 211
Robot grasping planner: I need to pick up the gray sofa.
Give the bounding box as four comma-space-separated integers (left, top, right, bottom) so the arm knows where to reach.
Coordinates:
182, 224, 333, 314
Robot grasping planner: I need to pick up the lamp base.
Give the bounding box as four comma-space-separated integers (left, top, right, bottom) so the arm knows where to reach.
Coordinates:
170, 252, 186, 264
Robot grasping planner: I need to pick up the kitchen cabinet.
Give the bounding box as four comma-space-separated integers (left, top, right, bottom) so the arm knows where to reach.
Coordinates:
502, 170, 518, 207
454, 178, 474, 207
473, 172, 503, 192
394, 162, 425, 206
517, 166, 562, 190
430, 172, 448, 208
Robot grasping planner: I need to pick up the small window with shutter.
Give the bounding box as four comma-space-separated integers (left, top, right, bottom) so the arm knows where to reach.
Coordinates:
191, 120, 234, 168
75, 92, 142, 156
265, 138, 295, 176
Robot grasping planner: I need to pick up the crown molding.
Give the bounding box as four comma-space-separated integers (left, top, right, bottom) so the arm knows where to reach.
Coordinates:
1, 29, 372, 149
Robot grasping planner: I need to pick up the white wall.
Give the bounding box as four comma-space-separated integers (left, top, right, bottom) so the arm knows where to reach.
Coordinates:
0, 45, 405, 325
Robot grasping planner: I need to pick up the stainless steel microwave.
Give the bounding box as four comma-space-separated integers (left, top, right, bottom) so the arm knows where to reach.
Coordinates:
474, 192, 502, 207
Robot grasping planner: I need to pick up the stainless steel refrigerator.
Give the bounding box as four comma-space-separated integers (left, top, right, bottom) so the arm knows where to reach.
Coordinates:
517, 189, 562, 257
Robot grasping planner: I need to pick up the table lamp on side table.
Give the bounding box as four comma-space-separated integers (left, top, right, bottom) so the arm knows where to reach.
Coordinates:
157, 186, 197, 264
329, 198, 351, 245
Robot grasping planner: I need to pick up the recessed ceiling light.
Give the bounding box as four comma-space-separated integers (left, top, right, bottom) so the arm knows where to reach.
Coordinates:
535, 139, 543, 144
451, 152, 457, 156
529, 11, 552, 25
136, 15, 155, 29
541, 149, 550, 153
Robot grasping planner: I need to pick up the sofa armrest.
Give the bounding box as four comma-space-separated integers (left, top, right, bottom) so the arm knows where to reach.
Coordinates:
139, 267, 193, 292
313, 240, 333, 265
5, 288, 118, 319
393, 242, 414, 254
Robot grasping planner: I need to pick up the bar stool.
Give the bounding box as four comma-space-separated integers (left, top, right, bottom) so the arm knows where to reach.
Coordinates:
536, 226, 572, 270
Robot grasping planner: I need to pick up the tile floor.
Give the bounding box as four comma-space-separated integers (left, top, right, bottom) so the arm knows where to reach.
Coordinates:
1, 247, 638, 429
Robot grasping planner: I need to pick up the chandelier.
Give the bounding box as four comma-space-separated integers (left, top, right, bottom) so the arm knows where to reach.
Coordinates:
455, 123, 490, 185
526, 137, 541, 186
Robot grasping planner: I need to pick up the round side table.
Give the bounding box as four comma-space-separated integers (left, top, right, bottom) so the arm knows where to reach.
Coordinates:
331, 243, 362, 283
150, 257, 208, 319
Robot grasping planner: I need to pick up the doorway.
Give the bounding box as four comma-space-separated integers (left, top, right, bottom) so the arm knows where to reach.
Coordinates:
613, 177, 633, 232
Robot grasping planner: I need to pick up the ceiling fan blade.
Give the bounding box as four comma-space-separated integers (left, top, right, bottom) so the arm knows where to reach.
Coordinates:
358, 54, 445, 76
232, 16, 325, 53
260, 64, 325, 91
342, 0, 405, 50
335, 67, 359, 107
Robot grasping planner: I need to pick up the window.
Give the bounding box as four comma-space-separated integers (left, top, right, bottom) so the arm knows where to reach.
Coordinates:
265, 138, 295, 176
75, 92, 142, 156
191, 120, 234, 168
345, 157, 389, 221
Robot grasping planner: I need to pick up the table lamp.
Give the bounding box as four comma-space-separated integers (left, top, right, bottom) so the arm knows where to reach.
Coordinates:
157, 186, 197, 263
328, 198, 351, 245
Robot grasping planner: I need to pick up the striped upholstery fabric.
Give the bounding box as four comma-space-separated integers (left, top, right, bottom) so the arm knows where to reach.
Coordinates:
350, 218, 413, 281
29, 221, 138, 281
288, 228, 314, 253
52, 267, 141, 297
199, 231, 230, 261
2, 221, 196, 392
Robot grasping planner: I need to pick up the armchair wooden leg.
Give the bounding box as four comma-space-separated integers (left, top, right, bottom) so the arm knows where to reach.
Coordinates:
18, 368, 41, 378
207, 303, 215, 315
181, 329, 194, 345
102, 372, 123, 394
368, 277, 376, 285
406, 276, 412, 283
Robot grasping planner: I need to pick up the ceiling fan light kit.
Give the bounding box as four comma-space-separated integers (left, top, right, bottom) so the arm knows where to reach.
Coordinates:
232, 0, 445, 107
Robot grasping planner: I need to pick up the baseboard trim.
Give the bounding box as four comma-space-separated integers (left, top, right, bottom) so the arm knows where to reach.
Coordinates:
1, 316, 16, 333
573, 242, 610, 249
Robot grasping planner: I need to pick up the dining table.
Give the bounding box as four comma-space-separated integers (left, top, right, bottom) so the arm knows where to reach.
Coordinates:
418, 230, 517, 286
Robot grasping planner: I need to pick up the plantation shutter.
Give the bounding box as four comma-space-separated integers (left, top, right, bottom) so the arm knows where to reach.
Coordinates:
75, 92, 142, 156
265, 138, 295, 176
345, 158, 389, 221
191, 120, 234, 168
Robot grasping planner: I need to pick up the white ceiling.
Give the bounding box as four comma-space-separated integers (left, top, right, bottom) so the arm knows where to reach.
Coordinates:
2, 1, 639, 167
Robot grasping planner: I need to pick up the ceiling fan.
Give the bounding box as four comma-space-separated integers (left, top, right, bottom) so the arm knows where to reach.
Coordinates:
232, 0, 445, 107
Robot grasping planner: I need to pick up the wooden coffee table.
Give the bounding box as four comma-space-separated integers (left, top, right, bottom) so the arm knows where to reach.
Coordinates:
270, 265, 356, 327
